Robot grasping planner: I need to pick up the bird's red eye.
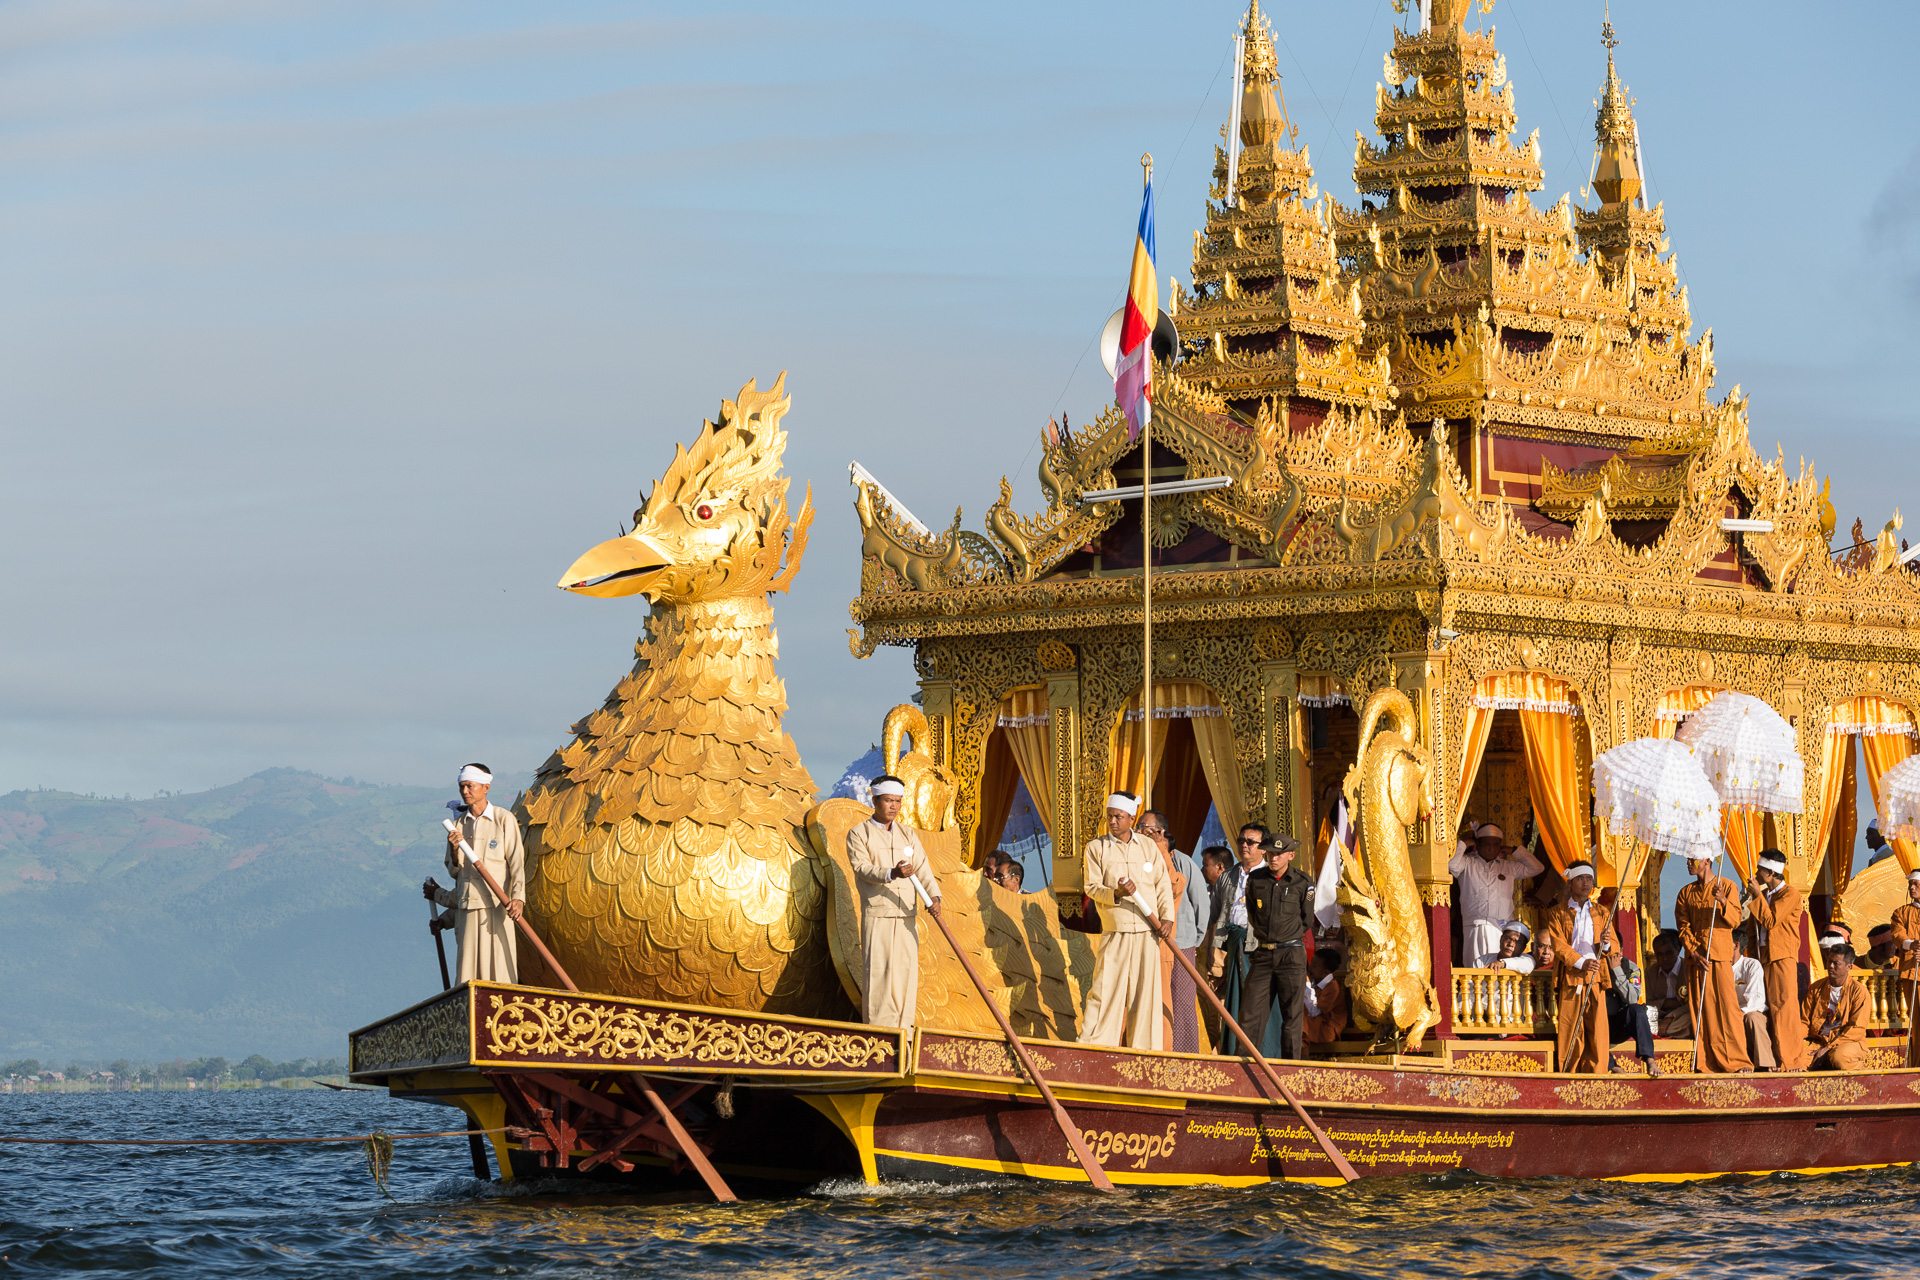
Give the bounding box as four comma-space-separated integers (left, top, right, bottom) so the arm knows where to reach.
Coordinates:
696, 504, 713, 520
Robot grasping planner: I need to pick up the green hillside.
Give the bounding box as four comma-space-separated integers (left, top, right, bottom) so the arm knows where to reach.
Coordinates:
0, 769, 522, 1061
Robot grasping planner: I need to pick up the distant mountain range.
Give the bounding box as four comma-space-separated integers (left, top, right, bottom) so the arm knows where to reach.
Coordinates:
0, 769, 522, 1061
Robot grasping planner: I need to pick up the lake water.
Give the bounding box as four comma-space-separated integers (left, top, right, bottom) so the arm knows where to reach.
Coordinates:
3, 1088, 1917, 1278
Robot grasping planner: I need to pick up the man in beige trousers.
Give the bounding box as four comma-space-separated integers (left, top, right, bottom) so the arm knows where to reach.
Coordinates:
1080, 792, 1174, 1049
422, 763, 526, 984
847, 774, 942, 1027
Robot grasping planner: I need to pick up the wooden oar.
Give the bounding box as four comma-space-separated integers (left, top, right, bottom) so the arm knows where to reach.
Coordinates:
444, 819, 578, 992
1159, 934, 1359, 1183
1907, 975, 1919, 1070
907, 874, 1115, 1193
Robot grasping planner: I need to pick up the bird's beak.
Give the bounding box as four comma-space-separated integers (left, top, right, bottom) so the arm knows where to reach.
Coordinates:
557, 531, 675, 598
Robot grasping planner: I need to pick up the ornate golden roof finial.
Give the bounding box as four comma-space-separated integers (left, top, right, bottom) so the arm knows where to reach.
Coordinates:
1592, 9, 1642, 206
1237, 0, 1291, 148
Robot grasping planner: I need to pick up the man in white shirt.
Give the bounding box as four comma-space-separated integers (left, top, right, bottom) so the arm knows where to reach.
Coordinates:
1448, 823, 1545, 968
1730, 927, 1777, 1071
422, 763, 526, 984
847, 774, 942, 1027
1492, 921, 1535, 973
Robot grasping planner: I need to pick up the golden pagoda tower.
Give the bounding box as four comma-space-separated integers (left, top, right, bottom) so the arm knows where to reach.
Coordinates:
1331, 0, 1718, 529
1175, 0, 1393, 434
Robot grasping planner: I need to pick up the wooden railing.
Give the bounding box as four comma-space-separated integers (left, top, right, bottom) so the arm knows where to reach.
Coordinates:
1864, 970, 1914, 1031
1451, 968, 1553, 1036
1451, 967, 1914, 1037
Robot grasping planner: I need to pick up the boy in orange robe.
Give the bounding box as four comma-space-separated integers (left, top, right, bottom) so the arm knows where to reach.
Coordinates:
1748, 850, 1810, 1072
1303, 949, 1348, 1048
1545, 860, 1618, 1074
1803, 945, 1871, 1071
1675, 851, 1752, 1073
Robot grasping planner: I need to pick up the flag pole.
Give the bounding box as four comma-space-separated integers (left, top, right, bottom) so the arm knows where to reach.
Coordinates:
1140, 152, 1154, 812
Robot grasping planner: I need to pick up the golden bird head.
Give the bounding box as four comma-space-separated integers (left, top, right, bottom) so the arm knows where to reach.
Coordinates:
559, 373, 814, 603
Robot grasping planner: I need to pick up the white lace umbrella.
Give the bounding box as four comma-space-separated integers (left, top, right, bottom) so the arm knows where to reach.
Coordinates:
1592, 737, 1723, 859
1878, 754, 1920, 842
1672, 691, 1804, 813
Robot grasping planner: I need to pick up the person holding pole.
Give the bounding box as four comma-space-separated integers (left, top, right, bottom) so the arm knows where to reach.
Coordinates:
1080, 792, 1174, 1049
1674, 850, 1752, 1073
1545, 860, 1617, 1074
421, 763, 526, 984
1892, 869, 1920, 1066
846, 774, 941, 1028
1748, 850, 1810, 1071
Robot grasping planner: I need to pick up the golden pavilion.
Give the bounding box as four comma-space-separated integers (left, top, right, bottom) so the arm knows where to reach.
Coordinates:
846, 0, 1920, 1032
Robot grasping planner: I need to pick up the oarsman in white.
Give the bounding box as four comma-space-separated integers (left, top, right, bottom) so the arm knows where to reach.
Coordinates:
846, 775, 941, 1028
422, 763, 526, 984
1447, 823, 1545, 969
1080, 792, 1176, 1049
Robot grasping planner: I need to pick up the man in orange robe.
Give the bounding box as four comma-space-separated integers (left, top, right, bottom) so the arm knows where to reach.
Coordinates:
1892, 869, 1920, 1067
1675, 851, 1752, 1073
1802, 944, 1870, 1071
1748, 850, 1809, 1072
1545, 860, 1618, 1074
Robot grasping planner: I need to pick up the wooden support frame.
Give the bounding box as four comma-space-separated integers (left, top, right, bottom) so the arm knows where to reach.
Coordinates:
484, 1070, 737, 1202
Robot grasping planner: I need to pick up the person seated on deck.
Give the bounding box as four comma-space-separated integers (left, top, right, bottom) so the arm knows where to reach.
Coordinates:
1303, 949, 1348, 1050
1731, 928, 1778, 1072
1545, 861, 1617, 1075
1650, 929, 1692, 1039
1449, 823, 1545, 969
1803, 944, 1870, 1071
1606, 956, 1660, 1077
1492, 921, 1535, 973
1864, 924, 1898, 971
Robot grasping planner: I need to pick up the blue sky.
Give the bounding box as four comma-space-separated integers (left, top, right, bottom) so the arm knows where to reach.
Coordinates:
2, 0, 1917, 801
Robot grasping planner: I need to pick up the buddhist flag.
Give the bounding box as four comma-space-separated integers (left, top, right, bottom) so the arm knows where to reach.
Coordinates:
1114, 168, 1157, 440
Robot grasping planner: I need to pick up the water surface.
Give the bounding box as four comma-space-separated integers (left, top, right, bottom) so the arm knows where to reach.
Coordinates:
2, 1089, 1915, 1278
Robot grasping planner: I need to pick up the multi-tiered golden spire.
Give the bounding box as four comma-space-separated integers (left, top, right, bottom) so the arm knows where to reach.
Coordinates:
1173, 0, 1392, 433
1591, 17, 1642, 208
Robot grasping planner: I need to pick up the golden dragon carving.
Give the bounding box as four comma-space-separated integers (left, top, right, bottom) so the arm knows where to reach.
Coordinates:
1338, 688, 1439, 1052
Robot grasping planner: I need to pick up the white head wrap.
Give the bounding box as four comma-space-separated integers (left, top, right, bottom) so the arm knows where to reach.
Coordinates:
457, 765, 492, 786
1686, 849, 1718, 863
1909, 868, 1920, 883
1502, 919, 1531, 940
1758, 854, 1787, 874
1105, 793, 1140, 816
870, 779, 906, 798
1819, 932, 1846, 950
1565, 861, 1596, 880
1474, 823, 1503, 840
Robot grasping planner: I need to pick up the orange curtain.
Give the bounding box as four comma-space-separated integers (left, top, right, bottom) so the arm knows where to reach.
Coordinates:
1856, 696, 1920, 875
998, 687, 1054, 836
1188, 701, 1249, 849
1112, 682, 1242, 843
1811, 714, 1853, 897
1653, 684, 1725, 740
1720, 809, 1765, 882
1466, 672, 1590, 875
1154, 719, 1213, 855
973, 730, 1023, 866
1455, 702, 1495, 829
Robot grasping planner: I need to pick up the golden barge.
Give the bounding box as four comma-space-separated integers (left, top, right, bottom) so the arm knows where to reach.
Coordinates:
352, 0, 1920, 1192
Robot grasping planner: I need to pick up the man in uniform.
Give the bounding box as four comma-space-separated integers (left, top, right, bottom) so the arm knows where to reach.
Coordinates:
1544, 861, 1617, 1074
1804, 944, 1870, 1071
422, 763, 526, 984
847, 774, 942, 1027
1892, 869, 1920, 1066
1080, 792, 1174, 1048
1676, 851, 1752, 1072
1748, 849, 1810, 1070
1240, 834, 1314, 1060
1448, 823, 1545, 968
